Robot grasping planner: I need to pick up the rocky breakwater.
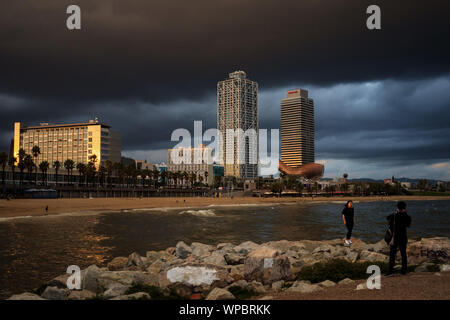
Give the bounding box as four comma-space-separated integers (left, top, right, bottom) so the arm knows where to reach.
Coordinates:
7, 237, 450, 300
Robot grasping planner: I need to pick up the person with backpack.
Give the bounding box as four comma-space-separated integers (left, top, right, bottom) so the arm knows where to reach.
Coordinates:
386, 201, 412, 276
342, 200, 355, 246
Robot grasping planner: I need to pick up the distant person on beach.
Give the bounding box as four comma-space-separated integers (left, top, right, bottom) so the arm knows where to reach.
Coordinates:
45, 205, 48, 213
342, 200, 355, 246
386, 201, 412, 276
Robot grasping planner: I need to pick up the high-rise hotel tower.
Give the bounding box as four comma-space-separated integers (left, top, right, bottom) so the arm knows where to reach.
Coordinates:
217, 71, 258, 179
280, 89, 315, 167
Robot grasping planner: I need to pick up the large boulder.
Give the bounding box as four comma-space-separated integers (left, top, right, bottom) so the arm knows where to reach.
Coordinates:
234, 241, 260, 255
41, 286, 70, 300
102, 283, 130, 299
111, 292, 151, 300
107, 257, 128, 271
191, 242, 215, 258
247, 281, 267, 295
359, 250, 389, 263
262, 240, 306, 254
96, 270, 159, 289
203, 251, 227, 266
8, 292, 46, 300
47, 273, 70, 289
224, 252, 245, 265
126, 252, 146, 270
244, 247, 291, 285
68, 290, 96, 300
407, 237, 450, 264
205, 288, 235, 300
81, 265, 103, 293
175, 241, 192, 259
164, 264, 232, 288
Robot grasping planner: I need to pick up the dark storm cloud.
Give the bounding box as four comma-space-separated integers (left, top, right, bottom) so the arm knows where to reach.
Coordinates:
1, 0, 449, 103
0, 0, 449, 179
258, 76, 450, 163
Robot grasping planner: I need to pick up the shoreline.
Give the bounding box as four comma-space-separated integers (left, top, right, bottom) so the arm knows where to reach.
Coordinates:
0, 195, 449, 220
6, 236, 450, 300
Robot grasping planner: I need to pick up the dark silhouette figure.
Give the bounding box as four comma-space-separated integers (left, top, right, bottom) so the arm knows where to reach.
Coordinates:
45, 205, 48, 213
342, 200, 355, 245
386, 201, 412, 275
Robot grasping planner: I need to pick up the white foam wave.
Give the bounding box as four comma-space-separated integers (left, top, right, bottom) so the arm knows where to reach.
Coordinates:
178, 209, 216, 217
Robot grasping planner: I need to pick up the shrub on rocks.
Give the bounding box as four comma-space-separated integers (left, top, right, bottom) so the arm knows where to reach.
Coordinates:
296, 259, 389, 283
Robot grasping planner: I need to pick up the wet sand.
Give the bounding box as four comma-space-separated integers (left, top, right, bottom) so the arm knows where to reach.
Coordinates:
0, 195, 449, 219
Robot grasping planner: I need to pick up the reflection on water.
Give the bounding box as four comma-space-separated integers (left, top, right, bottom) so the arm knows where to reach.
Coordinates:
0, 200, 449, 298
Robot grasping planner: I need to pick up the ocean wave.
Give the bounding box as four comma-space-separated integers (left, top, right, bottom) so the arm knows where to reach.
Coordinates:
178, 209, 216, 217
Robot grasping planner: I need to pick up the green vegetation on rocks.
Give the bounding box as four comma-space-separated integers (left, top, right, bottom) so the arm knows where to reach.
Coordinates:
296, 259, 390, 283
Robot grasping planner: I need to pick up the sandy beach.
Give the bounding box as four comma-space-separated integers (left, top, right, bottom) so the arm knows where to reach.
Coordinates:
0, 195, 449, 219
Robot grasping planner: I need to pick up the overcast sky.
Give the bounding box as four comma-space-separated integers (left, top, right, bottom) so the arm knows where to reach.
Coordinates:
1, 0, 449, 179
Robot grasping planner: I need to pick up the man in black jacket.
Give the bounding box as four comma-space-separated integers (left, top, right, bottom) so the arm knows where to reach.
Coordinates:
386, 201, 412, 275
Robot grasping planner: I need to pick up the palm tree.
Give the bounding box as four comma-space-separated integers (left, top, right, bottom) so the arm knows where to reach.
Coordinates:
8, 155, 16, 192
189, 172, 196, 187
18, 148, 26, 187
98, 166, 107, 187
53, 160, 61, 185
114, 162, 124, 187
39, 161, 50, 186
141, 169, 150, 187
166, 171, 172, 188
105, 160, 113, 186
86, 161, 97, 187
76, 163, 86, 186
0, 152, 8, 193
24, 154, 34, 184
64, 159, 75, 185
343, 173, 348, 180
182, 171, 188, 188
204, 171, 209, 186
176, 171, 182, 188
31, 145, 41, 185
152, 168, 160, 188
160, 170, 167, 187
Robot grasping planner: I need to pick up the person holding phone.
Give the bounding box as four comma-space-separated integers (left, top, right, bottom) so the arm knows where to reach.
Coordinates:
386, 201, 412, 276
